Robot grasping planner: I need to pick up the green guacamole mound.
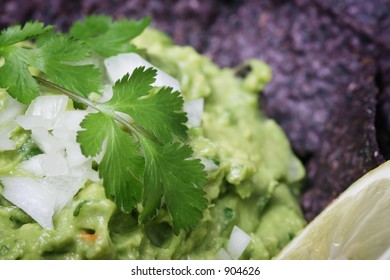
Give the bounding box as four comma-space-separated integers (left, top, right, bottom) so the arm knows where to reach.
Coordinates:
0, 29, 306, 260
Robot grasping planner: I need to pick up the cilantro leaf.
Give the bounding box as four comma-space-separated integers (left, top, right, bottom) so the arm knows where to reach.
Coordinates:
28, 35, 101, 97
0, 49, 39, 103
108, 67, 188, 143
0, 25, 101, 103
0, 21, 52, 103
77, 112, 108, 157
140, 138, 207, 234
77, 112, 144, 211
70, 15, 150, 57
0, 21, 53, 46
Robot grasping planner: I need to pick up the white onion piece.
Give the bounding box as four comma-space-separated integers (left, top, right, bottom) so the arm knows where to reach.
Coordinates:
31, 127, 65, 154
0, 95, 26, 150
54, 110, 88, 131
16, 96, 69, 130
44, 176, 87, 211
85, 169, 100, 183
184, 98, 204, 127
65, 142, 88, 168
0, 175, 87, 229
0, 95, 26, 124
226, 226, 251, 260
26, 95, 68, 120
39, 153, 69, 176
52, 128, 77, 147
70, 159, 100, 182
198, 156, 218, 172
217, 248, 232, 260
104, 53, 181, 92
16, 115, 52, 130
17, 155, 45, 177
0, 129, 16, 150
1, 177, 55, 229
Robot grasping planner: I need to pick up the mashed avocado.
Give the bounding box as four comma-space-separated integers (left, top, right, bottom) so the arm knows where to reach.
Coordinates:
0, 29, 305, 259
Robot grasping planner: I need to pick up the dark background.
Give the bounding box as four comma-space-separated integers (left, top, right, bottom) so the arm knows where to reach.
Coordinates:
1, 0, 389, 220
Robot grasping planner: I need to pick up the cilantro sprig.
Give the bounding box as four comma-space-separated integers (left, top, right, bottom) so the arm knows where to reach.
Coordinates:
0, 21, 100, 103
69, 15, 150, 57
0, 17, 207, 233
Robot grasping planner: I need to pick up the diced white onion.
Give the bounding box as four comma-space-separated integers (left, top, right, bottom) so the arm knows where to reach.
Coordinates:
226, 226, 251, 260
104, 53, 181, 92
65, 142, 88, 168
39, 153, 69, 176
3, 93, 100, 229
70, 159, 100, 182
0, 175, 87, 229
31, 127, 65, 154
54, 110, 88, 131
17, 155, 45, 177
0, 94, 26, 150
217, 248, 232, 260
16, 95, 70, 130
1, 177, 56, 230
184, 98, 204, 127
52, 128, 77, 147
26, 95, 68, 121
43, 175, 87, 211
0, 129, 16, 150
0, 95, 26, 124
198, 156, 218, 172
16, 115, 53, 130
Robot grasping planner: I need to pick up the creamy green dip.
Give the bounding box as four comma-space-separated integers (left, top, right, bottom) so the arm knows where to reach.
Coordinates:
0, 29, 305, 259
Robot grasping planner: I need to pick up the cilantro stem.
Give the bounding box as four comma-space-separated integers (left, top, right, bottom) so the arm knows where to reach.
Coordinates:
34, 75, 144, 140
34, 76, 99, 111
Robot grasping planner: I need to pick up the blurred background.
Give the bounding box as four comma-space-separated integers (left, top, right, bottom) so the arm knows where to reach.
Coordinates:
1, 0, 389, 221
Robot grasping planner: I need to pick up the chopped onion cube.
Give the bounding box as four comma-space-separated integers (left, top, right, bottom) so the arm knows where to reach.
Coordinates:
184, 98, 204, 127
39, 153, 69, 176
54, 110, 88, 131
226, 226, 251, 260
65, 142, 88, 168
0, 129, 16, 150
0, 94, 26, 150
16, 95, 70, 130
0, 175, 87, 229
198, 156, 218, 172
52, 128, 77, 147
26, 95, 69, 124
217, 248, 232, 260
16, 115, 53, 130
0, 95, 26, 125
31, 127, 65, 154
1, 177, 56, 230
17, 155, 45, 177
44, 176, 87, 211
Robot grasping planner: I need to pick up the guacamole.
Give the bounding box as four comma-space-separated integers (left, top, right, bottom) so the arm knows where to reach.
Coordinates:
0, 29, 305, 259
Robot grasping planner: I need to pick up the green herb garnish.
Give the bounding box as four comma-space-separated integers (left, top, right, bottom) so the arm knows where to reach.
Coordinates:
0, 16, 207, 234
